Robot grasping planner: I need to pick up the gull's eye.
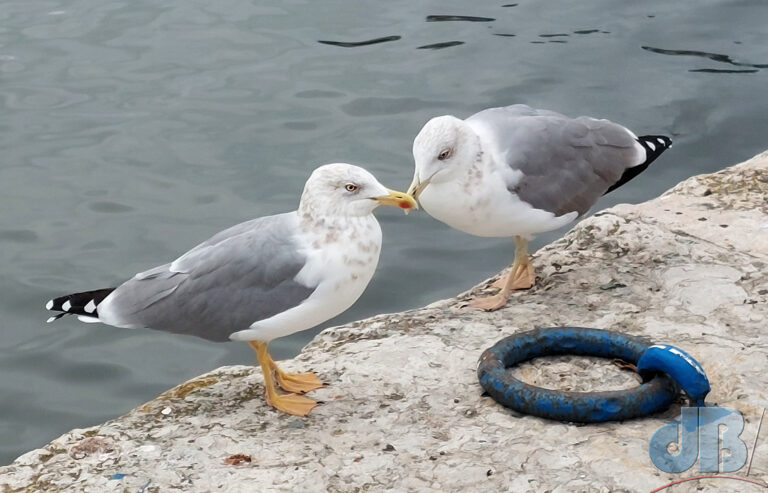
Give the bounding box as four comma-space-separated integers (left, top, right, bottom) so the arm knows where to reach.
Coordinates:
437, 148, 452, 161
344, 183, 359, 192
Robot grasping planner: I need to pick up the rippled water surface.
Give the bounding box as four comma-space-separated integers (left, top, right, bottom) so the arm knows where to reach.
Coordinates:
1, 0, 766, 464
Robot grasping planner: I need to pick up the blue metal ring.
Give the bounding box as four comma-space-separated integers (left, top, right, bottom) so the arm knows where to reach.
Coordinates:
477, 327, 679, 423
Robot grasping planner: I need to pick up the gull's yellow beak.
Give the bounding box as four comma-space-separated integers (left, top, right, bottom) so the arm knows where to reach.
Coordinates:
407, 175, 429, 200
372, 188, 418, 211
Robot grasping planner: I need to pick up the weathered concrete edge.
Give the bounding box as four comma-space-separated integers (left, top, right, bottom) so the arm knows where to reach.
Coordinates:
1, 150, 767, 492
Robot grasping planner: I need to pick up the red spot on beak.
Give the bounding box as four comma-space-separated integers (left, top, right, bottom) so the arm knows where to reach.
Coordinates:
399, 201, 414, 209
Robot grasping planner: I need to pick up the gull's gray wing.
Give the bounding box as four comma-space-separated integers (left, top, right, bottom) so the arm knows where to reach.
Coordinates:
101, 212, 315, 341
467, 104, 642, 217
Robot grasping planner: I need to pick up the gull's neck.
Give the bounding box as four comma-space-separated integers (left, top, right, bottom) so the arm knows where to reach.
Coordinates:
296, 207, 380, 249
450, 129, 490, 190
292, 208, 382, 291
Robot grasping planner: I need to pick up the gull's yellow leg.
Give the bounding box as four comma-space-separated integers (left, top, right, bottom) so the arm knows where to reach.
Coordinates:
469, 236, 535, 311
265, 353, 324, 393
248, 341, 318, 416
509, 235, 535, 290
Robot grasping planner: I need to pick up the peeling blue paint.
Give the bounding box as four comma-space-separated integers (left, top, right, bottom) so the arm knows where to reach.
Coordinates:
477, 327, 681, 423
637, 344, 710, 406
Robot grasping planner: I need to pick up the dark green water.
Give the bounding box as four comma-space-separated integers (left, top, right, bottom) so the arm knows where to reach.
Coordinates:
1, 0, 766, 464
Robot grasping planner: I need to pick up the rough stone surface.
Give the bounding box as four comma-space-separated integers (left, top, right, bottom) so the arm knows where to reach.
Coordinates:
2, 152, 767, 492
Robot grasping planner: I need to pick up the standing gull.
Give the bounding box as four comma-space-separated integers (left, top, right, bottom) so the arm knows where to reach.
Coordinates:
407, 104, 671, 311
46, 163, 416, 416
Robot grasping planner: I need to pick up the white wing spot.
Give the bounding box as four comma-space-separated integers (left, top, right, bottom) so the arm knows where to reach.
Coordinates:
85, 300, 97, 313
646, 141, 656, 151
46, 316, 58, 323
657, 137, 666, 145
45, 300, 54, 310
62, 300, 71, 311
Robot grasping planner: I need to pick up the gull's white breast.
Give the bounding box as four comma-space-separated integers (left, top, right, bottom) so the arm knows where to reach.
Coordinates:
419, 163, 576, 239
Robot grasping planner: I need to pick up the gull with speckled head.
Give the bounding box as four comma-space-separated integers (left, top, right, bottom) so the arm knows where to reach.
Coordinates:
45, 163, 416, 416
408, 104, 671, 311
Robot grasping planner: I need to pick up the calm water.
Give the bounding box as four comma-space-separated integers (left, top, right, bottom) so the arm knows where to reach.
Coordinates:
1, 0, 766, 464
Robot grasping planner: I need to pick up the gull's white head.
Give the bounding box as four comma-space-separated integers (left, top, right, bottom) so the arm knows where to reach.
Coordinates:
300, 163, 416, 218
408, 115, 481, 199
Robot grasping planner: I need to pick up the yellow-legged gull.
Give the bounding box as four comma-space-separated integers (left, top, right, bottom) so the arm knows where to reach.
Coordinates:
46, 163, 417, 415
407, 104, 671, 311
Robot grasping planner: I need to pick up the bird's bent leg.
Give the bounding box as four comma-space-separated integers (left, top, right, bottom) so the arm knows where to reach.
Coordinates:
266, 353, 324, 393
469, 236, 535, 311
248, 341, 318, 416
490, 237, 535, 290
508, 236, 535, 290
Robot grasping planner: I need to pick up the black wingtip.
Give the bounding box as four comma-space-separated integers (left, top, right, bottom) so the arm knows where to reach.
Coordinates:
638, 134, 673, 164
604, 134, 672, 195
46, 312, 68, 323
45, 287, 116, 320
